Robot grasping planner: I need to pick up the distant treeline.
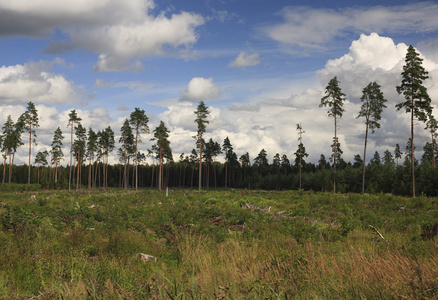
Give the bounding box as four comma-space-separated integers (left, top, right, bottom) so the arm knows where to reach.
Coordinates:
2, 153, 438, 196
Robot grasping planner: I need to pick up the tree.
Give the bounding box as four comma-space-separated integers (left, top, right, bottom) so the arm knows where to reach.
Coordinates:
330, 137, 343, 165
98, 127, 115, 188
194, 101, 210, 192
405, 138, 415, 161
280, 154, 290, 176
150, 121, 171, 190
2, 116, 23, 185
382, 150, 394, 167
421, 141, 438, 167
129, 108, 149, 191
239, 152, 250, 184
204, 139, 221, 188
67, 109, 82, 191
353, 154, 363, 168
296, 123, 307, 190
272, 153, 281, 168
370, 151, 381, 166
73, 123, 87, 190
35, 150, 49, 184
254, 149, 269, 167
357, 82, 387, 194
394, 144, 402, 165
318, 154, 328, 169
396, 45, 432, 197
222, 137, 235, 188
51, 127, 64, 183
425, 113, 438, 167
18, 102, 39, 186
120, 119, 135, 189
320, 77, 346, 193
86, 128, 98, 189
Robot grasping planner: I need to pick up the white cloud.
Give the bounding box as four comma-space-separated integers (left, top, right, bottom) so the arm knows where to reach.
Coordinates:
179, 77, 221, 102
263, 2, 438, 52
228, 52, 260, 68
90, 107, 110, 119
0, 1, 205, 71
0, 60, 80, 104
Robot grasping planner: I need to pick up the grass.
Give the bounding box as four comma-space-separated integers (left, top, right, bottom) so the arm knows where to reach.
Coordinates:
0, 188, 437, 298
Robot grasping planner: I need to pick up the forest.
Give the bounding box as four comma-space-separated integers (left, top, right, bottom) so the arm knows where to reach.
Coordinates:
1, 45, 437, 196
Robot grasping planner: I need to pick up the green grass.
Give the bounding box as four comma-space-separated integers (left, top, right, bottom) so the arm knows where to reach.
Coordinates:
0, 188, 437, 298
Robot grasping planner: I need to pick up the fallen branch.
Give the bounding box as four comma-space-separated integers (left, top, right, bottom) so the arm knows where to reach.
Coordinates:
369, 224, 387, 242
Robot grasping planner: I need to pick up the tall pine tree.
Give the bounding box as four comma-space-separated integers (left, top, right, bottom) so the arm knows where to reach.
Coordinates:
396, 45, 432, 197
194, 101, 210, 192
320, 77, 346, 193
357, 82, 387, 194
18, 102, 39, 187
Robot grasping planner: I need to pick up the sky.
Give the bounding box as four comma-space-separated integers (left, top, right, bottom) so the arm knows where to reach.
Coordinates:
1, 0, 438, 165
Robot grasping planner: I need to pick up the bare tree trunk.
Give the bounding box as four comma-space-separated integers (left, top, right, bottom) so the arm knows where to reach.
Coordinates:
9, 152, 15, 185
28, 127, 31, 187
198, 137, 203, 192
362, 120, 369, 195
333, 115, 337, 194
2, 151, 7, 184
411, 98, 415, 198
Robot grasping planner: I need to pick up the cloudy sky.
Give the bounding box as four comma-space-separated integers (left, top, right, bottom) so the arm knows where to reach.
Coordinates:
1, 0, 438, 165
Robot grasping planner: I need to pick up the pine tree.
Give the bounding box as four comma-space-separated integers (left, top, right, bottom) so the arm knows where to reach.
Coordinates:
382, 150, 394, 167
425, 113, 438, 167
396, 45, 432, 197
120, 119, 135, 189
129, 108, 149, 190
222, 137, 233, 188
35, 150, 49, 184
280, 154, 290, 176
330, 137, 343, 165
254, 149, 268, 166
204, 139, 221, 188
194, 101, 210, 192
1, 116, 23, 185
86, 128, 98, 189
51, 127, 64, 183
296, 123, 307, 190
150, 121, 171, 190
357, 81, 387, 194
320, 77, 346, 193
18, 102, 39, 186
73, 123, 87, 190
67, 109, 82, 191
394, 144, 402, 165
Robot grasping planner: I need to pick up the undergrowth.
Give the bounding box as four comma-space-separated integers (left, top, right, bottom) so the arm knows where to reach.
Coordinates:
0, 189, 437, 298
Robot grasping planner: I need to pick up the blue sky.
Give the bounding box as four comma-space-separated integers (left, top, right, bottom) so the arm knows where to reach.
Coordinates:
1, 0, 438, 165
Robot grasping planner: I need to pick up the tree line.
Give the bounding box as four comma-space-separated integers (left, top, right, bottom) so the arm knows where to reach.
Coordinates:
1, 45, 436, 196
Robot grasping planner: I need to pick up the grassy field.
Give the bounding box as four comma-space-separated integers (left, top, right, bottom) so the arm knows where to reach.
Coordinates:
0, 188, 437, 299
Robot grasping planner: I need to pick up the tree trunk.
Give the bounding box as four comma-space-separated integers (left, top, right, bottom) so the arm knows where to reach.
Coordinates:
333, 115, 337, 194
28, 126, 31, 187
2, 150, 7, 184
411, 96, 415, 198
362, 120, 369, 195
69, 126, 73, 191
198, 137, 203, 192
224, 162, 228, 188
135, 130, 139, 191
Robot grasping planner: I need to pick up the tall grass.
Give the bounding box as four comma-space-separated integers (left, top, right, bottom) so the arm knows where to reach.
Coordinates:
0, 189, 437, 298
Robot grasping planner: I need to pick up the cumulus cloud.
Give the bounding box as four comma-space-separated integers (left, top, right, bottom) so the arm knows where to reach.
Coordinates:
263, 2, 438, 52
0, 0, 205, 71
179, 77, 221, 102
228, 52, 260, 68
0, 60, 80, 104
